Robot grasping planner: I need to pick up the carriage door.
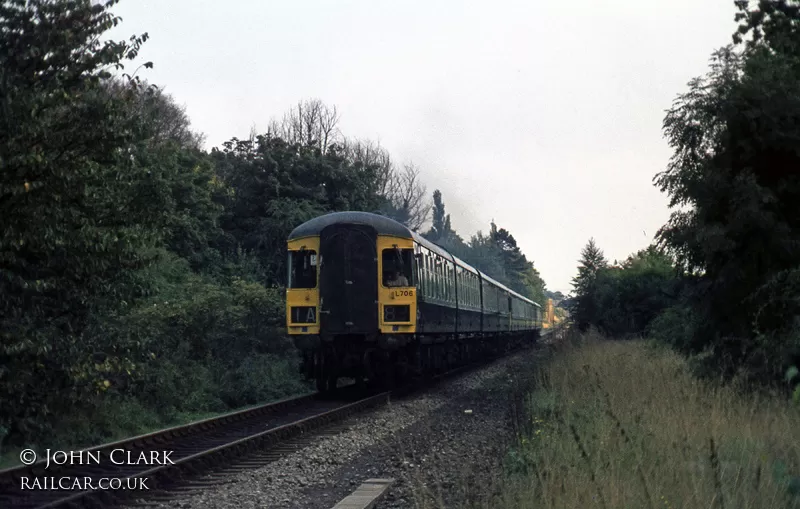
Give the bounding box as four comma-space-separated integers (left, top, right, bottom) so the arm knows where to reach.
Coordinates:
319, 224, 378, 335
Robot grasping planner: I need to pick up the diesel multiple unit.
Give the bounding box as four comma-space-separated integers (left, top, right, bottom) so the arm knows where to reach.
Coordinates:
286, 211, 542, 391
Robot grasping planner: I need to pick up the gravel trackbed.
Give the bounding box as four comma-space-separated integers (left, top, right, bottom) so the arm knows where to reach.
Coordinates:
135, 346, 546, 509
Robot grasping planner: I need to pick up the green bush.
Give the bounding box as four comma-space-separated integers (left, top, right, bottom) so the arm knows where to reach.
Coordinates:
115, 251, 303, 412
2, 249, 307, 450
647, 303, 698, 352
218, 354, 309, 408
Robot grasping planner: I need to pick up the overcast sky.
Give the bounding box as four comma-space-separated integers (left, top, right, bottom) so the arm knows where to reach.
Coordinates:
109, 0, 737, 294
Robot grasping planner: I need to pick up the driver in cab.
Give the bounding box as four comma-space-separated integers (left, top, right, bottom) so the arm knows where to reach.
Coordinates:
386, 270, 409, 287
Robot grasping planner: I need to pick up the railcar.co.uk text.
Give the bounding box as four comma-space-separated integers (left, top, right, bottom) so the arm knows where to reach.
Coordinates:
21, 476, 150, 490
16, 448, 174, 490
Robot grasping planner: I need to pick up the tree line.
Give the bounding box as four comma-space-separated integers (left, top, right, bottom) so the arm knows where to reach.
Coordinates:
0, 0, 548, 450
569, 0, 800, 390
421, 191, 547, 305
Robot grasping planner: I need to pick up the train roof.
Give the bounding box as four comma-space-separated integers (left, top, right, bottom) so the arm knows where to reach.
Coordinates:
453, 254, 479, 275
511, 284, 541, 307
410, 233, 483, 277
288, 211, 540, 308
479, 271, 508, 292
477, 271, 540, 307
288, 211, 412, 240
411, 231, 455, 263
510, 286, 542, 307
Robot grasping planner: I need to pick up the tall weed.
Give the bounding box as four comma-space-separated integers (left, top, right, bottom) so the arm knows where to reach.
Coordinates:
497, 335, 800, 509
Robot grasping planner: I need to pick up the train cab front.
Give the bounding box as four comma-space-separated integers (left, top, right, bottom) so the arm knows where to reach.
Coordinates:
286, 213, 418, 391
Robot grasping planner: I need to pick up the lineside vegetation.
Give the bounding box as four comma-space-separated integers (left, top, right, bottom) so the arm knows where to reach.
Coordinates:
497, 334, 800, 509
568, 0, 800, 390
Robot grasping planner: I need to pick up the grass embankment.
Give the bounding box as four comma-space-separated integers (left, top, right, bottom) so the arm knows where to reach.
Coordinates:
499, 334, 800, 509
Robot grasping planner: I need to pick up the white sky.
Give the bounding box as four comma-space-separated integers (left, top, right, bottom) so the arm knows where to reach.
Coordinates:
108, 0, 736, 294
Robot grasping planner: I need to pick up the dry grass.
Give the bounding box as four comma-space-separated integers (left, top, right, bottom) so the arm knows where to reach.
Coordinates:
493, 333, 800, 509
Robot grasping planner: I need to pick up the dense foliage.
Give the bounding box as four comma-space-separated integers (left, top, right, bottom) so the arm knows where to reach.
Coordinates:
569, 1, 800, 386
654, 0, 800, 380
0, 0, 549, 450
570, 241, 680, 338
1, 0, 168, 446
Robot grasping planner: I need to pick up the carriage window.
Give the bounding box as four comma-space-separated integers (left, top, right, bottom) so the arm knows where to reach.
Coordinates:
417, 254, 425, 294
382, 248, 414, 287
434, 258, 440, 298
469, 274, 473, 307
425, 255, 431, 296
446, 267, 450, 302
288, 250, 317, 289
428, 255, 434, 297
449, 266, 454, 303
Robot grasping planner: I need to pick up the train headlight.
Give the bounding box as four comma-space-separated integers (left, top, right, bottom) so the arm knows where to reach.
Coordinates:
383, 305, 410, 323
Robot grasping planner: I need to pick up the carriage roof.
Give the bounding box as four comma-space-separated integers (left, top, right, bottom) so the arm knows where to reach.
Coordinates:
288, 211, 412, 240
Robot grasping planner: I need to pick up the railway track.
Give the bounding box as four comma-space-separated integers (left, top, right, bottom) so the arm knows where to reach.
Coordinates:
0, 336, 543, 509
0, 386, 387, 509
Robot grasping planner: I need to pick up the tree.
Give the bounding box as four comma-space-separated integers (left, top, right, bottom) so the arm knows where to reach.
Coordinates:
130, 144, 222, 267
342, 138, 394, 198
267, 99, 341, 153
211, 133, 385, 283
427, 190, 455, 243
489, 222, 545, 303
339, 137, 430, 229
570, 238, 609, 331
381, 163, 429, 231
101, 78, 219, 266
420, 192, 546, 304
572, 238, 608, 292
564, 244, 679, 337
102, 79, 206, 150
521, 265, 547, 306
654, 0, 800, 377
468, 230, 507, 280
0, 0, 165, 441
733, 0, 800, 56
593, 246, 678, 337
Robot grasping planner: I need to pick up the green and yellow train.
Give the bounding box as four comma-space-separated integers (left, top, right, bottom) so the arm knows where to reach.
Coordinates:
286, 211, 542, 391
